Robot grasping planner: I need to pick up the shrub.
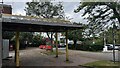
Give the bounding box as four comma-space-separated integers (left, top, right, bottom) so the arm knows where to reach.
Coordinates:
74, 44, 104, 51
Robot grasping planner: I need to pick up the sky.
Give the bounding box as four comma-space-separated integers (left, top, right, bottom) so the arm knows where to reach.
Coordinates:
3, 2, 87, 24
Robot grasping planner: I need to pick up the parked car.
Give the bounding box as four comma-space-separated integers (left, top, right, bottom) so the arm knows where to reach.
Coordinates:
39, 45, 52, 50
114, 44, 120, 50
106, 44, 120, 50
106, 44, 113, 50
46, 45, 52, 50
39, 45, 46, 49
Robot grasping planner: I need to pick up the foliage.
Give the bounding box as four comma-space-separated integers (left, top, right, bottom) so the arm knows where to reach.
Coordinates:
78, 44, 103, 52
115, 29, 120, 44
100, 27, 120, 44
31, 34, 46, 47
75, 2, 120, 35
74, 37, 104, 51
19, 32, 33, 43
2, 31, 15, 40
25, 2, 64, 19
74, 2, 120, 51
67, 23, 84, 48
16, 32, 34, 49
2, 31, 46, 49
25, 2, 65, 51
68, 29, 83, 41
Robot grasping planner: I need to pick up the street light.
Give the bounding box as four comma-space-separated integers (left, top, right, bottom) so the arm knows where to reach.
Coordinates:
112, 22, 117, 63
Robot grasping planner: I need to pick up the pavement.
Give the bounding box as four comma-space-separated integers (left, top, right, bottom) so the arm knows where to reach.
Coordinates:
2, 47, 119, 67
68, 50, 119, 61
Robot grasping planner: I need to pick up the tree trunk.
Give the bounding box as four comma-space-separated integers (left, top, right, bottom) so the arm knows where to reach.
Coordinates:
74, 40, 77, 49
51, 33, 53, 52
46, 32, 54, 52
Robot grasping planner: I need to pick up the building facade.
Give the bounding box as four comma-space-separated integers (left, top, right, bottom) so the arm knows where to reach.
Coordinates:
0, 4, 12, 14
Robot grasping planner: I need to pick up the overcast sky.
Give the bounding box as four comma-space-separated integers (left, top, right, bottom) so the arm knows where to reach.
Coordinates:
3, 2, 87, 23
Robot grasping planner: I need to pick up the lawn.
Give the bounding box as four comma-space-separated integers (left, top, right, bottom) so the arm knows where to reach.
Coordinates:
80, 60, 120, 68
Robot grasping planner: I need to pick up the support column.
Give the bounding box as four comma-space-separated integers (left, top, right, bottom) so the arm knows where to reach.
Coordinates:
66, 30, 69, 61
0, 17, 2, 67
15, 31, 20, 67
55, 32, 58, 57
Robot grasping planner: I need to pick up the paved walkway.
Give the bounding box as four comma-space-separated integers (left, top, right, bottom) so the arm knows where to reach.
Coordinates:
2, 47, 119, 66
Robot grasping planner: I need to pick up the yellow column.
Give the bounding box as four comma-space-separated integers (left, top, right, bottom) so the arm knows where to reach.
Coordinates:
55, 32, 58, 57
66, 30, 69, 61
15, 31, 20, 67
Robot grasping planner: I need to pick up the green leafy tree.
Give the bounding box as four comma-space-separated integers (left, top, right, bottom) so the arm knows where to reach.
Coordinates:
2, 31, 15, 40
3, 31, 34, 49
74, 2, 120, 37
101, 27, 120, 44
32, 34, 45, 47
68, 23, 83, 49
13, 32, 34, 49
25, 2, 64, 19
25, 1, 65, 51
74, 1, 120, 47
19, 32, 33, 44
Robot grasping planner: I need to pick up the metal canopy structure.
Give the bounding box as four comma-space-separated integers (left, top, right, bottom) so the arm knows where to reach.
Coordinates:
0, 13, 83, 67
2, 14, 82, 32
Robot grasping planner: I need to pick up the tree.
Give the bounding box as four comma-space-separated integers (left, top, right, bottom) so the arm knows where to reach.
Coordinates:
25, 1, 65, 51
12, 32, 34, 49
32, 33, 45, 47
19, 32, 33, 45
101, 26, 120, 44
68, 23, 83, 49
74, 2, 120, 33
2, 31, 34, 49
25, 2, 64, 19
2, 31, 15, 40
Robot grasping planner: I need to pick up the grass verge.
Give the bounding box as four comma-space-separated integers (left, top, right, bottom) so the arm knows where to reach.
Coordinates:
80, 60, 120, 68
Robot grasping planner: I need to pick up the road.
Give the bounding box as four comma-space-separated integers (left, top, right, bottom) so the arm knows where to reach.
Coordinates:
68, 50, 119, 61
2, 47, 120, 66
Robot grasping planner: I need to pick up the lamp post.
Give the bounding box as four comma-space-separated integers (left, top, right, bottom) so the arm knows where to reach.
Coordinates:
112, 22, 117, 63
117, 26, 120, 62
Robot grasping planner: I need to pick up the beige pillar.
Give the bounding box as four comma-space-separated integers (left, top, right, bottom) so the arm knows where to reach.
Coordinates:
66, 31, 69, 61
15, 31, 20, 67
55, 32, 58, 57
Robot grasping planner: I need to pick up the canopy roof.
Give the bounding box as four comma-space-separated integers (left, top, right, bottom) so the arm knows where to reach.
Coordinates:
1, 14, 83, 32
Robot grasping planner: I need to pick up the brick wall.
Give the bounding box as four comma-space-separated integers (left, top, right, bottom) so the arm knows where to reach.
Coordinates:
3, 6, 12, 14
0, 4, 12, 14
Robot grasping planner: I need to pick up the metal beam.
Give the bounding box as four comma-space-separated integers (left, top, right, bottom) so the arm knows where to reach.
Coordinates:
66, 31, 69, 61
15, 31, 20, 67
55, 32, 58, 57
0, 18, 2, 67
